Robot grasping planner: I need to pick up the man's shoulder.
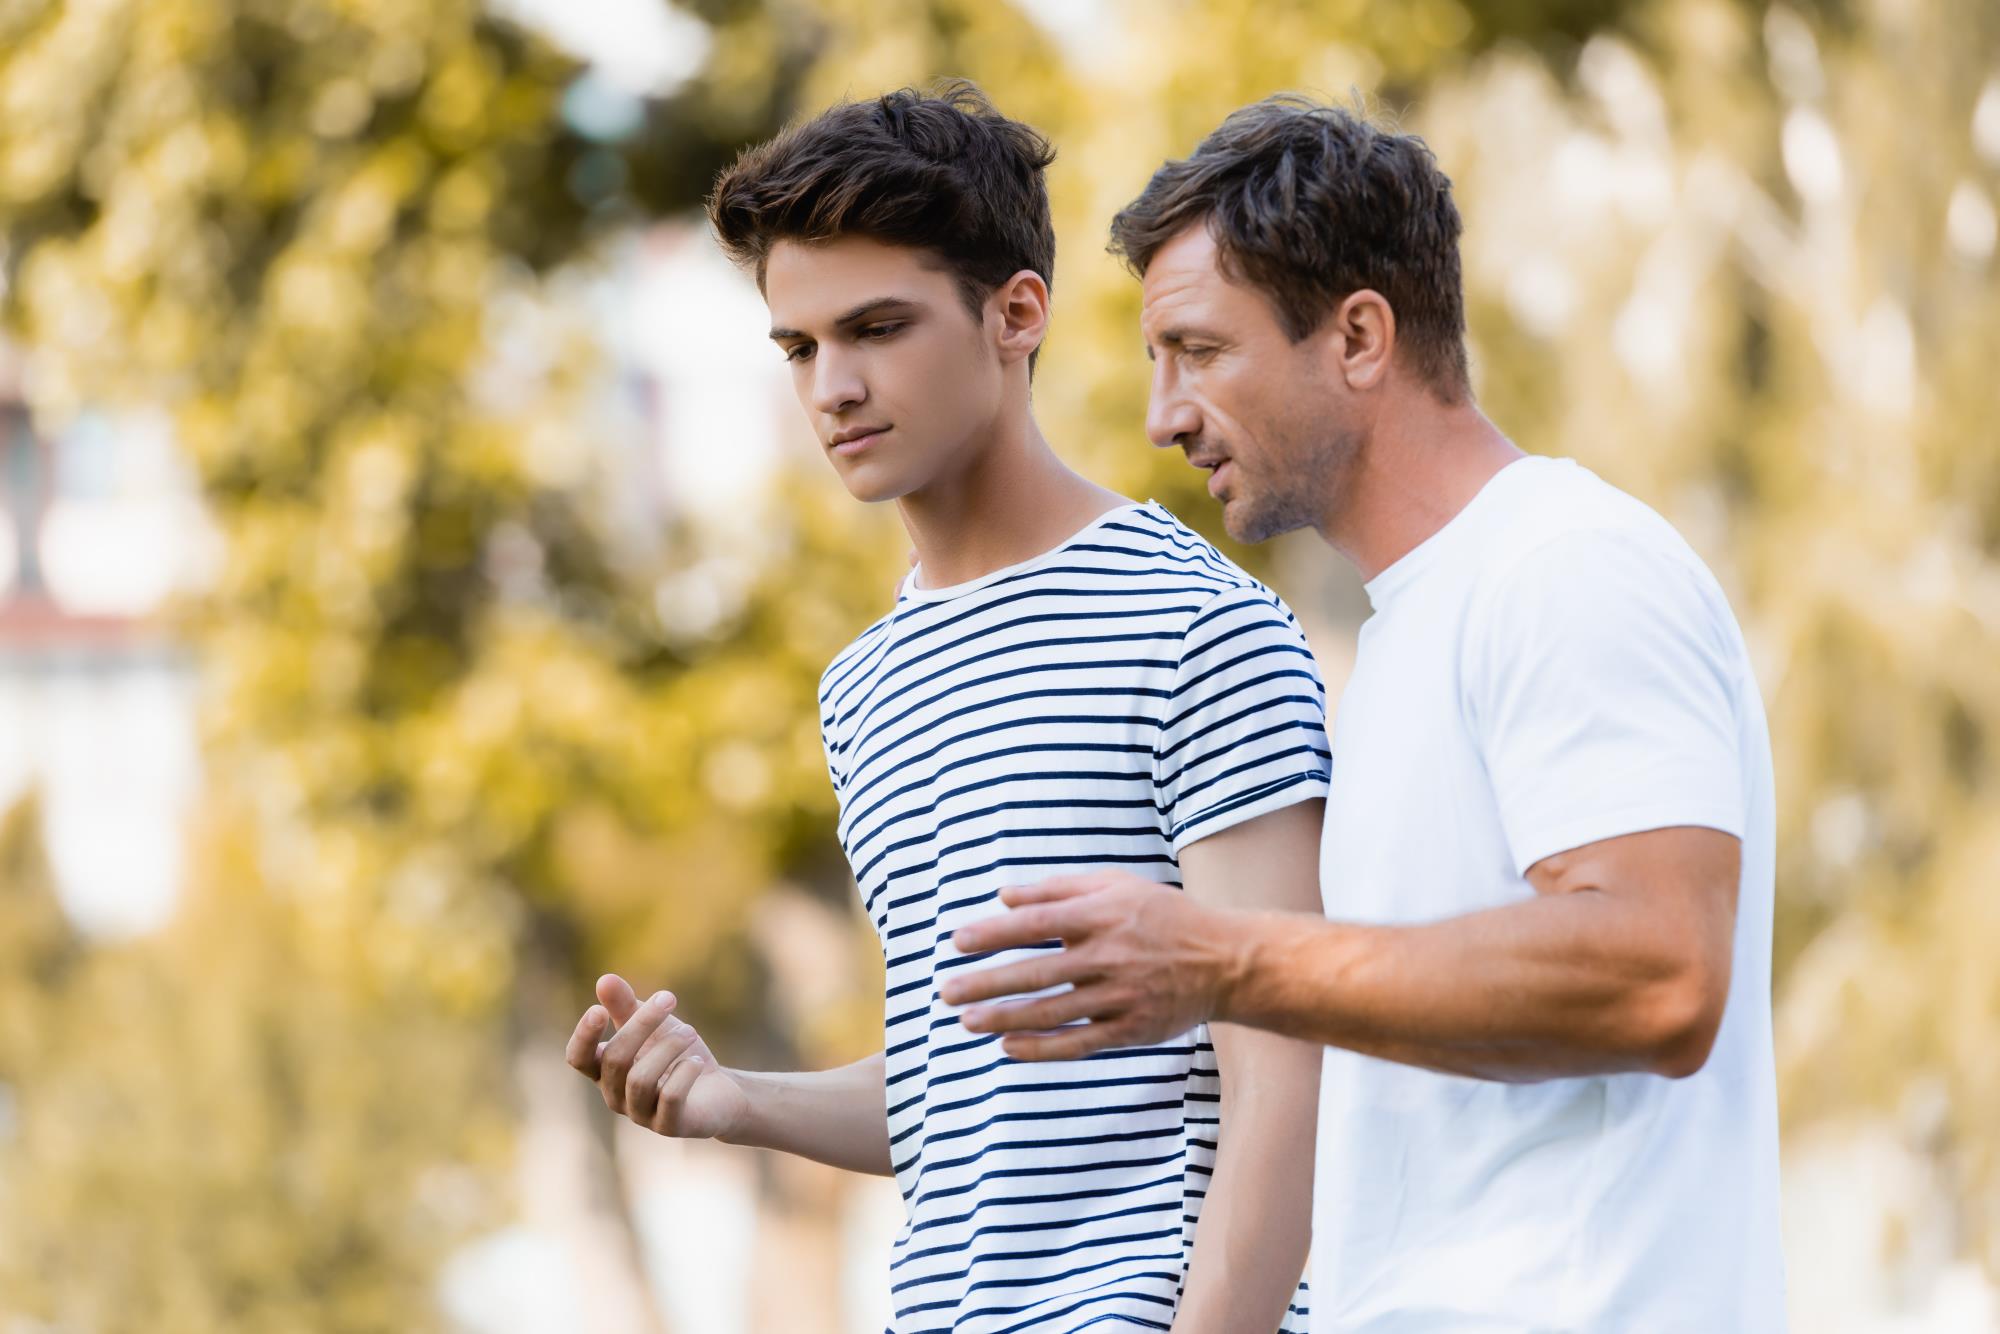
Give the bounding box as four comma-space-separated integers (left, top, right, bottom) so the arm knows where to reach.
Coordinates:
1479, 459, 1719, 602
1464, 462, 1746, 686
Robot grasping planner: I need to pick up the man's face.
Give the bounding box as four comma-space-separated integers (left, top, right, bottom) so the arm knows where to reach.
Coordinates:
1139, 224, 1358, 543
765, 235, 1004, 504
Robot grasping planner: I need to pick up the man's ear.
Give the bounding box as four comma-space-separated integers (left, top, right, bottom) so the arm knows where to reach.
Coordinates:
1321, 289, 1395, 392
992, 269, 1051, 367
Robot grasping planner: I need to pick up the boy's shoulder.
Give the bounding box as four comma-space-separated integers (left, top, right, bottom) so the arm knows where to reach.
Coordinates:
813, 501, 1288, 708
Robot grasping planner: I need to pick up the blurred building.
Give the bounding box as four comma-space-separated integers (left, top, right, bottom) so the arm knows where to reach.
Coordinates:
0, 340, 206, 937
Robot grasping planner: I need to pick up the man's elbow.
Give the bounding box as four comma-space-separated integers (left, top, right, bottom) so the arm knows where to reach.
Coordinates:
1634, 965, 1730, 1079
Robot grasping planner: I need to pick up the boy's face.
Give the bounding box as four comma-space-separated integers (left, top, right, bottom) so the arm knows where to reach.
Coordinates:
765, 235, 1006, 504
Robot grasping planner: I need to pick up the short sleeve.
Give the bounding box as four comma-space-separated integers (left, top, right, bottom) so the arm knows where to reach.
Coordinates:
1155, 584, 1332, 854
1466, 528, 1747, 876
816, 673, 847, 808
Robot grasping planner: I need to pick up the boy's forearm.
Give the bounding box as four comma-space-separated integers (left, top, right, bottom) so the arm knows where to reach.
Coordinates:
1173, 1022, 1318, 1333
720, 1050, 894, 1177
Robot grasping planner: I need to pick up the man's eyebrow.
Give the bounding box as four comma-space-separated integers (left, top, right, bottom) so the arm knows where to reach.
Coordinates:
1142, 326, 1211, 360
768, 296, 924, 341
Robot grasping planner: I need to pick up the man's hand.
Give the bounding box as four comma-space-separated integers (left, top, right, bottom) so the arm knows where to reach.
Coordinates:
940, 872, 1243, 1061
564, 973, 751, 1140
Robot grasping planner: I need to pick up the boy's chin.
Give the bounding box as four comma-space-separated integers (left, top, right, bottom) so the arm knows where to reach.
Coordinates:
834, 462, 925, 506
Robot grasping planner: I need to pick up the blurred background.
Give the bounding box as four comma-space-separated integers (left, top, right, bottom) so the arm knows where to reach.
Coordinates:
0, 0, 1995, 1329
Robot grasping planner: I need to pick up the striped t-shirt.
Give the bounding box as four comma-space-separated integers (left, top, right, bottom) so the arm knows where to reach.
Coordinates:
819, 501, 1329, 1334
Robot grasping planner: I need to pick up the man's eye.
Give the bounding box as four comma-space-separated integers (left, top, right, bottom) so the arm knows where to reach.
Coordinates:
859, 323, 903, 341
784, 344, 814, 363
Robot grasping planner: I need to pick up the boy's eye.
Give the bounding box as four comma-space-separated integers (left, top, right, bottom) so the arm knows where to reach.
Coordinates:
784, 343, 813, 362
859, 323, 903, 341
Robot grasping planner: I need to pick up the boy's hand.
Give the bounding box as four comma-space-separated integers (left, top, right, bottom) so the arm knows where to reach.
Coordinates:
565, 973, 752, 1141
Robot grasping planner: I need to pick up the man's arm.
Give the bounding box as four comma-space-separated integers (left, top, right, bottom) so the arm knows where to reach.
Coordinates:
566, 974, 893, 1177
1220, 825, 1738, 1081
941, 824, 1738, 1083
1170, 801, 1322, 1334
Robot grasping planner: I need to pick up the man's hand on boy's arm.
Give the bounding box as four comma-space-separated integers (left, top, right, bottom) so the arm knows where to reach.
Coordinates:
947, 825, 1741, 1084
1165, 801, 1323, 1334
565, 972, 895, 1178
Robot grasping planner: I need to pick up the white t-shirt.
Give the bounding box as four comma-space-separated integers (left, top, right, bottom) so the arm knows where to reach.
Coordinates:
1312, 456, 1785, 1331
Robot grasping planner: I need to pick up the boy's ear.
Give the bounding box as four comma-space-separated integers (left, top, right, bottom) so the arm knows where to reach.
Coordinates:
993, 269, 1051, 366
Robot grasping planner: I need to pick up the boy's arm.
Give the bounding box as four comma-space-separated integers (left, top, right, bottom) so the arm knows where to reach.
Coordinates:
566, 974, 893, 1178
721, 1055, 892, 1177
1170, 800, 1324, 1334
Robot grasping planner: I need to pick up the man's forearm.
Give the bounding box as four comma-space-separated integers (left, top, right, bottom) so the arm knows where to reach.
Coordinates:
1173, 1021, 1317, 1334
719, 1050, 894, 1176
1217, 890, 1719, 1083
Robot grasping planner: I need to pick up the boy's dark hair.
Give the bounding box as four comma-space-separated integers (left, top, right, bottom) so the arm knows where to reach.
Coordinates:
1109, 95, 1470, 403
707, 80, 1057, 369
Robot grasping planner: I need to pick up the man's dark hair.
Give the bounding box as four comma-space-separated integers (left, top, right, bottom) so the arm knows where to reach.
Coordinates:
707, 80, 1056, 368
1109, 95, 1470, 403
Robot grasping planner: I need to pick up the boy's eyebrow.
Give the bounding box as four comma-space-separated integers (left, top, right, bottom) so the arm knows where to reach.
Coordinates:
769, 296, 924, 341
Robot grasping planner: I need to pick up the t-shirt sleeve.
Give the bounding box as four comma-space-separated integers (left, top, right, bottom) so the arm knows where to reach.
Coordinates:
1155, 583, 1332, 854
816, 675, 847, 808
1466, 527, 1747, 876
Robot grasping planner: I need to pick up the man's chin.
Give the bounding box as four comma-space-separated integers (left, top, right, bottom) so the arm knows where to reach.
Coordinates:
1220, 494, 1302, 545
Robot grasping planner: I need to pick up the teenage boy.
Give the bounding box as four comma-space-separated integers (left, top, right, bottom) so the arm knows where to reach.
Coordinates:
566, 83, 1326, 1334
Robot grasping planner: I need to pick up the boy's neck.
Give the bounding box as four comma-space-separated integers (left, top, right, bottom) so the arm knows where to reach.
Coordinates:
898, 410, 1128, 591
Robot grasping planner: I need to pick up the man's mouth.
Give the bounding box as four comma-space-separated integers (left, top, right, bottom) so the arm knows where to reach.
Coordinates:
1186, 451, 1233, 497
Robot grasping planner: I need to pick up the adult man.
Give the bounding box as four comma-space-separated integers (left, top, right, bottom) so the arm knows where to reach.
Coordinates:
564, 84, 1326, 1333
946, 96, 1787, 1331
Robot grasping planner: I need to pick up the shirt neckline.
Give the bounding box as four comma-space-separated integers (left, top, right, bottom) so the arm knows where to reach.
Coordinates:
900, 501, 1153, 604
1362, 456, 1555, 610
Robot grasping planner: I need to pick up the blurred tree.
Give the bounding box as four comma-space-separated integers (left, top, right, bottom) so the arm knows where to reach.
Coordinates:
0, 0, 895, 1327
2, 0, 1995, 1325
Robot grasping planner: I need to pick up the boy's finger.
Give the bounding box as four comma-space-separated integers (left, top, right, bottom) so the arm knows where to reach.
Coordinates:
564, 1006, 610, 1077
653, 1055, 706, 1135
596, 974, 643, 1024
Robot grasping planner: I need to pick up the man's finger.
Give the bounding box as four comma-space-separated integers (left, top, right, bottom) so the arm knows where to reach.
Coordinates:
1000, 1023, 1121, 1063
652, 1054, 706, 1136
996, 876, 1107, 909
596, 974, 646, 1025
962, 985, 1113, 1035
940, 953, 1085, 1007
952, 903, 1081, 955
565, 1006, 611, 1078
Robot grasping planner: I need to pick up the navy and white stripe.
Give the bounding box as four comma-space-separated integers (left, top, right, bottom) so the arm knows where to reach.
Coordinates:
819, 502, 1328, 1334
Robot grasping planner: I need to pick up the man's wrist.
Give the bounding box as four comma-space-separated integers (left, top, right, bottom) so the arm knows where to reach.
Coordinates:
1207, 906, 1275, 1027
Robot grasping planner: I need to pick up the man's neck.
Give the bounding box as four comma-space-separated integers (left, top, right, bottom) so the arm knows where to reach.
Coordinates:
1322, 396, 1524, 584
899, 410, 1127, 590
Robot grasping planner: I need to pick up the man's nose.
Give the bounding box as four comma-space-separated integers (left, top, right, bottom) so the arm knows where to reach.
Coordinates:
1144, 369, 1201, 450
